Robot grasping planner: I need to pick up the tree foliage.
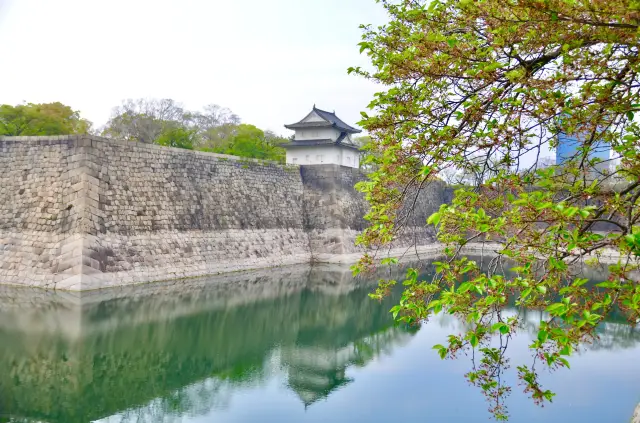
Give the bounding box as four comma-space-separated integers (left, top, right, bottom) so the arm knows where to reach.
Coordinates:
0, 102, 91, 136
353, 0, 640, 419
203, 124, 287, 162
155, 127, 198, 150
102, 98, 287, 162
102, 98, 195, 144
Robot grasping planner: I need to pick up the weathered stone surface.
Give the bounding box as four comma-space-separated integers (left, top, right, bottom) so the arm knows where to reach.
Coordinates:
0, 136, 449, 290
300, 164, 450, 255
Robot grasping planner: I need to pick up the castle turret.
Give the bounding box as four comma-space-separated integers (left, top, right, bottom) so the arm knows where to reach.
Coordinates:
284, 106, 362, 168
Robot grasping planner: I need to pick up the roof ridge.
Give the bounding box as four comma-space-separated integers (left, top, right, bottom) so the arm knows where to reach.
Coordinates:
313, 106, 335, 116
285, 107, 362, 134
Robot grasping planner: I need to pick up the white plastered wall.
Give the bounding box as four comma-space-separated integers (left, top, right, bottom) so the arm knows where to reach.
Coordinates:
286, 145, 360, 168
294, 127, 340, 141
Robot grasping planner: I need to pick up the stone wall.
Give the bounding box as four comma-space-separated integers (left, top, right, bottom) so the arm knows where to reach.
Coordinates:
82, 137, 311, 289
0, 135, 449, 290
0, 137, 90, 288
300, 165, 369, 255
301, 165, 450, 257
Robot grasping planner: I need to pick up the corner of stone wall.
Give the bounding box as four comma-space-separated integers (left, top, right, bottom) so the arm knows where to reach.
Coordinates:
299, 165, 450, 262
300, 165, 369, 258
55, 136, 110, 291
0, 136, 111, 290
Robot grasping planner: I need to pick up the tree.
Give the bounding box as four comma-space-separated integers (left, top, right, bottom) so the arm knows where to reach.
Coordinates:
353, 135, 371, 147
353, 0, 640, 420
212, 124, 286, 162
187, 104, 241, 150
0, 102, 91, 136
102, 99, 245, 151
264, 129, 290, 148
102, 98, 187, 144
155, 127, 197, 150
439, 154, 503, 186
102, 98, 288, 158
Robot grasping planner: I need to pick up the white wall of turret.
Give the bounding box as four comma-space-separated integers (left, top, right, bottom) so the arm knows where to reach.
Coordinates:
294, 128, 340, 141
286, 145, 360, 168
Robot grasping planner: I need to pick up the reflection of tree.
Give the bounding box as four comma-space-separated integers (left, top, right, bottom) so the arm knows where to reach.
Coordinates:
503, 307, 640, 352
0, 264, 419, 423
422, 258, 640, 418
3, 259, 634, 422
590, 322, 640, 351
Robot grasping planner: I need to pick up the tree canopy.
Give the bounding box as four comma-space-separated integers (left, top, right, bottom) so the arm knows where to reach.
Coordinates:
0, 102, 91, 136
354, 0, 640, 419
207, 124, 287, 162
102, 98, 288, 162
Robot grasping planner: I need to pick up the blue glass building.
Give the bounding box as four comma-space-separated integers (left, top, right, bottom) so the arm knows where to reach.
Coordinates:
556, 132, 611, 166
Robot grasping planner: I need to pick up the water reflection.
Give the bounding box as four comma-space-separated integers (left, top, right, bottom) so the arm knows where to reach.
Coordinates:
0, 261, 637, 423
0, 264, 418, 423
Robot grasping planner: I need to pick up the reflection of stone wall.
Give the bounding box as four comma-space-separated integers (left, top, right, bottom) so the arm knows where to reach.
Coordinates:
0, 136, 450, 290
0, 264, 419, 423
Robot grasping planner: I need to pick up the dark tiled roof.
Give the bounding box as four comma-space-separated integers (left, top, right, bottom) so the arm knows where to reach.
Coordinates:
285, 121, 331, 129
285, 139, 335, 147
284, 135, 360, 151
284, 106, 362, 134
313, 107, 361, 134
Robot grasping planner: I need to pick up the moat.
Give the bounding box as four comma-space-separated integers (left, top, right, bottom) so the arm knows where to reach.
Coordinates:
0, 260, 638, 423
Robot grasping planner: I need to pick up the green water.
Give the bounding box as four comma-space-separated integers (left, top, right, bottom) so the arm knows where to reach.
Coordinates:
0, 262, 638, 423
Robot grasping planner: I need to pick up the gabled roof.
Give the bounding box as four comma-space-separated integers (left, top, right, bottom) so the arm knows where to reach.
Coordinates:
285, 106, 362, 134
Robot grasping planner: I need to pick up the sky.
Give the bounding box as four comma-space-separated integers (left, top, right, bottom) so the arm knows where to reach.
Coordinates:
0, 0, 388, 136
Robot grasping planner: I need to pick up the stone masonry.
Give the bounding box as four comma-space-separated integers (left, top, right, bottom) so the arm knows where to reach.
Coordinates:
0, 135, 449, 290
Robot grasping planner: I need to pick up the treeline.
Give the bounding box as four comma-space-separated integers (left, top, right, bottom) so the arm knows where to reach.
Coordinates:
0, 99, 289, 162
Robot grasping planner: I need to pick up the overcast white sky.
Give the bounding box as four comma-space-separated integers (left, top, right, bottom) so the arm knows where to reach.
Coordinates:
0, 0, 387, 135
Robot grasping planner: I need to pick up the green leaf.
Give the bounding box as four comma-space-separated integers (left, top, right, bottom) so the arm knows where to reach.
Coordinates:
491, 322, 509, 334
546, 303, 565, 315
537, 329, 549, 343
458, 282, 473, 294
469, 333, 479, 348
433, 344, 448, 359
381, 257, 399, 265
390, 305, 401, 319
427, 212, 442, 226
428, 300, 443, 314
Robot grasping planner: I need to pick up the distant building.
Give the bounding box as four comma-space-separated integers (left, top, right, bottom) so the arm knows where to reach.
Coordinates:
284, 106, 362, 168
556, 131, 611, 171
